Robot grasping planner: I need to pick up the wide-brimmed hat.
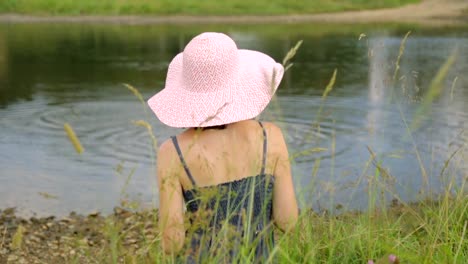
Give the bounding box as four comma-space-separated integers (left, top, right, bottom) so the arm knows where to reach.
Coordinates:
147, 32, 284, 128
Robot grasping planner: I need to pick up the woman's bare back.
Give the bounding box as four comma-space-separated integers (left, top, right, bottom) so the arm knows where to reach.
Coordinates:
174, 120, 272, 190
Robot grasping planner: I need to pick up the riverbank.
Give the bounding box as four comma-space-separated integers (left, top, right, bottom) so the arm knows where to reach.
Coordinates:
0, 0, 421, 16
0, 0, 467, 26
1, 195, 466, 263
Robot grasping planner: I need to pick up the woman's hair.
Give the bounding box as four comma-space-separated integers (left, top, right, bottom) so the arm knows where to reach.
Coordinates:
198, 125, 227, 130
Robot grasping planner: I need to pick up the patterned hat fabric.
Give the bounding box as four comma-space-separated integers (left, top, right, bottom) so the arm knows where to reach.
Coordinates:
147, 32, 284, 128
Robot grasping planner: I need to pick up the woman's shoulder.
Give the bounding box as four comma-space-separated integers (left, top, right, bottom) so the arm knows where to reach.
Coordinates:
158, 128, 194, 150
230, 120, 285, 140
259, 121, 283, 134
156, 137, 178, 161
231, 119, 281, 131
259, 121, 289, 157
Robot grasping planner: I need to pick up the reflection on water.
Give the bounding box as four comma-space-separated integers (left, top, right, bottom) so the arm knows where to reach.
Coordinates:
0, 30, 7, 94
0, 23, 467, 216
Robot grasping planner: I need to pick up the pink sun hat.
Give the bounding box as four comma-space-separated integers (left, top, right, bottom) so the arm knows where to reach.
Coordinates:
147, 32, 284, 128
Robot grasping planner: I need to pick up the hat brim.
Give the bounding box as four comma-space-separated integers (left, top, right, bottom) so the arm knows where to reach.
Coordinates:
147, 49, 284, 128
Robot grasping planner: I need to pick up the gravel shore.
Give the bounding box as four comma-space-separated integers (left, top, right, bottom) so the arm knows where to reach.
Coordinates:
0, 207, 158, 263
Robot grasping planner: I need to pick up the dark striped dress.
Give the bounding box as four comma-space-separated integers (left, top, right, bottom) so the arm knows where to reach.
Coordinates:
170, 122, 275, 263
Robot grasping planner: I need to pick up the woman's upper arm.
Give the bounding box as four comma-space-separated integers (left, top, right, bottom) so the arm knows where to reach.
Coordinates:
157, 140, 185, 254
267, 123, 298, 231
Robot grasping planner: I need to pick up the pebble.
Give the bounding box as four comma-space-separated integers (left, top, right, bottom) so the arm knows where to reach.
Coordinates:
88, 211, 100, 217
4, 208, 15, 215
60, 236, 73, 241
114, 207, 133, 218
144, 221, 154, 229
126, 239, 138, 245
114, 207, 124, 215
30, 235, 41, 243
60, 217, 73, 223
124, 217, 135, 225
7, 255, 19, 262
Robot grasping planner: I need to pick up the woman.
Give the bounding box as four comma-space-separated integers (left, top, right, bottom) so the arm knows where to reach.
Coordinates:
147, 32, 298, 263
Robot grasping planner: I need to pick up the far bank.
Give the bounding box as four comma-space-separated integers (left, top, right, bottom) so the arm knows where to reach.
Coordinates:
0, 1, 466, 26
0, 0, 421, 16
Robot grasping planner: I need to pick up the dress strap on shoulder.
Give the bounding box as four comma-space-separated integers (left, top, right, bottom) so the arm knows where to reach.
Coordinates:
258, 121, 267, 175
170, 136, 197, 186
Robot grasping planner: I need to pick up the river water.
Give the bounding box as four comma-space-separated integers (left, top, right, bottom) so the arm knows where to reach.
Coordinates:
0, 23, 466, 216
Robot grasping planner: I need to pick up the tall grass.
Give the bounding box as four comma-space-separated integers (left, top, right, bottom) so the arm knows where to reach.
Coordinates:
56, 33, 468, 263
77, 186, 466, 263
114, 33, 465, 263
0, 0, 421, 16
63, 122, 84, 154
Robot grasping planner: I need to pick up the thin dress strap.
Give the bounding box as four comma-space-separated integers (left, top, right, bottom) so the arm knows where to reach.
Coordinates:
258, 121, 267, 175
170, 136, 196, 186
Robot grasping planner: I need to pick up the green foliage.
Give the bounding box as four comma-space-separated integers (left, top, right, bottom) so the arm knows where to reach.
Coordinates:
0, 0, 421, 15
70, 194, 466, 263
10, 224, 25, 250
105, 31, 465, 263
411, 50, 457, 131
105, 36, 465, 263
